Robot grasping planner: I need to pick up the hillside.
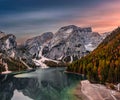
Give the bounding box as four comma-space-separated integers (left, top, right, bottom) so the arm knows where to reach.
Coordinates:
67, 27, 120, 83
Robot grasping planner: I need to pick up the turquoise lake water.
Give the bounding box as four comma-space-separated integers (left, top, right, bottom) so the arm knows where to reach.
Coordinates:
0, 68, 84, 100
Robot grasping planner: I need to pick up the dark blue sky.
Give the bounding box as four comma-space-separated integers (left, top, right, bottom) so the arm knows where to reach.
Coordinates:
0, 0, 120, 42
0, 0, 103, 13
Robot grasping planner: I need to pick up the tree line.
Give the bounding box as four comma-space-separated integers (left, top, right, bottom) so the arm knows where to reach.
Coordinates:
67, 27, 120, 83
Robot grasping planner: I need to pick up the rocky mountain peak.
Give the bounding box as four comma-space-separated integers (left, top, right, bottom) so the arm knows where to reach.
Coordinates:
25, 32, 53, 46
58, 25, 77, 33
23, 32, 54, 59
0, 34, 17, 51
42, 25, 104, 63
0, 31, 6, 38
57, 25, 92, 35
78, 27, 92, 32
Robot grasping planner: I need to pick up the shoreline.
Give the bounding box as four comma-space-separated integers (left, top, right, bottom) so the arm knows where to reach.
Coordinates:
0, 69, 36, 78
64, 71, 85, 76
74, 80, 120, 100
72, 81, 89, 100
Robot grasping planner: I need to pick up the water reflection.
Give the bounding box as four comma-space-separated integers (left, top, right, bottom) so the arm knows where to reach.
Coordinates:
0, 68, 84, 100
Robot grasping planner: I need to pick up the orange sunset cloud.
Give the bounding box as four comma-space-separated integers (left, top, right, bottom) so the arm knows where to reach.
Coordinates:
69, 1, 120, 33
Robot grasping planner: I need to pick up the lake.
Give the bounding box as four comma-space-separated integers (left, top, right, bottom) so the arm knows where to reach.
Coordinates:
0, 68, 84, 100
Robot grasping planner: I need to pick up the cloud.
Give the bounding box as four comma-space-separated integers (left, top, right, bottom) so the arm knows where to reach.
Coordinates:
69, 1, 120, 33
0, 0, 120, 42
0, 9, 77, 34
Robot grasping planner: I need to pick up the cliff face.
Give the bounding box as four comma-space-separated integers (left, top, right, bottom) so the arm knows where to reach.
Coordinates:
24, 32, 54, 58
0, 34, 29, 74
0, 34, 17, 57
23, 25, 105, 67
43, 25, 103, 62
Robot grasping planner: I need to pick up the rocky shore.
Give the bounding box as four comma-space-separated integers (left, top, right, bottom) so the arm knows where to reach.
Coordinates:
74, 80, 120, 100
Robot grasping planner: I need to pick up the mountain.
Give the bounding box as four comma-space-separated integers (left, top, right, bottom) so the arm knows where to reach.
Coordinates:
0, 31, 5, 38
24, 32, 53, 58
0, 25, 110, 73
100, 32, 111, 39
0, 32, 54, 73
29, 25, 104, 67
0, 34, 32, 74
22, 25, 105, 68
67, 27, 120, 83
44, 25, 103, 61
0, 34, 17, 57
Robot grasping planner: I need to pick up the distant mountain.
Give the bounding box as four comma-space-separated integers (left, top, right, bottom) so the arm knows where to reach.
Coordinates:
44, 25, 103, 62
0, 34, 29, 74
67, 27, 120, 83
0, 25, 110, 73
26, 25, 105, 67
100, 32, 111, 39
0, 31, 5, 38
0, 34, 17, 56
24, 32, 53, 58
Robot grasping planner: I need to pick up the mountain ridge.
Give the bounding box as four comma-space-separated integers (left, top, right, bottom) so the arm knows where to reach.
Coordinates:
0, 25, 110, 73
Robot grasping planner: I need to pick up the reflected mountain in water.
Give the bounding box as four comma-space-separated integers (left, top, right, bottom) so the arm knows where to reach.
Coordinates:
0, 68, 84, 100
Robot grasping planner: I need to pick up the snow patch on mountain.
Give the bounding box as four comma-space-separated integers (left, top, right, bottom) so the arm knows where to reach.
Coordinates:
6, 39, 10, 49
33, 45, 59, 68
70, 56, 73, 63
66, 28, 73, 33
85, 43, 96, 51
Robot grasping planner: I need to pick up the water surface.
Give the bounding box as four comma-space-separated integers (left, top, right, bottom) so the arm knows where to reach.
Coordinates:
0, 68, 84, 100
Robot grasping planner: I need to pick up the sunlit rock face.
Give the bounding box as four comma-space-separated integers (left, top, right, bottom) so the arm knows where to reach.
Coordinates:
0, 33, 31, 73
0, 34, 17, 57
43, 25, 103, 62
24, 25, 106, 66
24, 32, 54, 58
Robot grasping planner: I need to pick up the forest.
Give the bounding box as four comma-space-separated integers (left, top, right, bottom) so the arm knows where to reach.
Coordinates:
67, 27, 120, 83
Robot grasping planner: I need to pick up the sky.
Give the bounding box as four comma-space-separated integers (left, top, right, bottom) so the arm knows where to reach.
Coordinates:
0, 0, 120, 43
